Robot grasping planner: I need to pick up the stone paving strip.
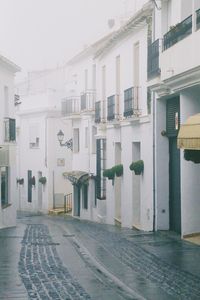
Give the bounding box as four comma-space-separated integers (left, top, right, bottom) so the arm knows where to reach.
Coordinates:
66, 219, 200, 300
18, 224, 91, 300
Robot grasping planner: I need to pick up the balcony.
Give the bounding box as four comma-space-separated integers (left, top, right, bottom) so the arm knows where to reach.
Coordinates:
61, 97, 80, 117
107, 95, 120, 121
148, 39, 160, 79
196, 9, 200, 30
123, 87, 141, 118
80, 90, 95, 112
95, 101, 101, 123
160, 21, 200, 83
163, 15, 192, 51
4, 118, 16, 142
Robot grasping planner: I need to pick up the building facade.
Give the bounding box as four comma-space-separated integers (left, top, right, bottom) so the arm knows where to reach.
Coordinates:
0, 54, 20, 228
16, 68, 72, 213
148, 0, 200, 236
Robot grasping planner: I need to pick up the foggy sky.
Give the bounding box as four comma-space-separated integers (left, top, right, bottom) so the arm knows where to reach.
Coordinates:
0, 0, 136, 81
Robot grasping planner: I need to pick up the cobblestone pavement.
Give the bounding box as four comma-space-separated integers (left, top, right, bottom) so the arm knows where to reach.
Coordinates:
60, 217, 200, 300
18, 224, 90, 300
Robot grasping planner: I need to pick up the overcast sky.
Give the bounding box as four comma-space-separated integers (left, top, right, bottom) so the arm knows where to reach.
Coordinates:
0, 0, 137, 81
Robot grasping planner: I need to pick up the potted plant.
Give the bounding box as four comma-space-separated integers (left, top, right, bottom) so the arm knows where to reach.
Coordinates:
129, 160, 144, 175
184, 150, 200, 164
112, 164, 123, 177
17, 178, 24, 185
39, 176, 47, 185
103, 168, 115, 180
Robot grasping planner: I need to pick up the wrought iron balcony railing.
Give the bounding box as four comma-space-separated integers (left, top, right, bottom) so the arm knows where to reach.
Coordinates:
123, 87, 141, 118
163, 15, 192, 50
148, 39, 161, 79
95, 101, 101, 123
80, 90, 95, 112
61, 97, 80, 116
196, 8, 200, 30
107, 95, 120, 121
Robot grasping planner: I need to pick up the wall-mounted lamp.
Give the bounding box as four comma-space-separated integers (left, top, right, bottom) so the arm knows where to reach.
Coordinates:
57, 130, 73, 150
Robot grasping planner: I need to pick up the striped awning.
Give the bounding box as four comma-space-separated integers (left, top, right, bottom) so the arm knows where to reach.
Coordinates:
63, 171, 89, 185
177, 113, 200, 149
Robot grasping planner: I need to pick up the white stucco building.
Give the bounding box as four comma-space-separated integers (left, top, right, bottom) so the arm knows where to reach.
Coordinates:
62, 0, 155, 231
94, 0, 154, 230
0, 54, 20, 228
16, 68, 72, 213
148, 0, 200, 236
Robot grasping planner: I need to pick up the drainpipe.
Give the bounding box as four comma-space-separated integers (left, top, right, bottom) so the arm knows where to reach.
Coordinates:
152, 91, 156, 232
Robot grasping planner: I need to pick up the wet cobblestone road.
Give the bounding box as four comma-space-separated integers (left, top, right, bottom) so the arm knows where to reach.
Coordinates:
63, 217, 200, 300
1, 214, 200, 300
19, 224, 90, 300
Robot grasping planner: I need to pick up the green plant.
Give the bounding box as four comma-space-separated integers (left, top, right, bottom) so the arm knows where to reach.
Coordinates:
129, 160, 144, 175
39, 176, 47, 184
112, 164, 123, 177
103, 168, 115, 180
17, 178, 24, 185
184, 150, 200, 164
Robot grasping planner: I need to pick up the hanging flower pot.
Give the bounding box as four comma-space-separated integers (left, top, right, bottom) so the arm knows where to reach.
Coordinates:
39, 176, 47, 185
103, 168, 115, 180
129, 160, 144, 175
17, 178, 24, 185
184, 150, 200, 164
112, 164, 123, 177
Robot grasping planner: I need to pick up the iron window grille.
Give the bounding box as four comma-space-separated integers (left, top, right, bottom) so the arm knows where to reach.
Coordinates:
107, 95, 115, 121
148, 39, 160, 79
95, 101, 101, 123
123, 87, 141, 118
196, 9, 200, 30
61, 97, 80, 116
4, 118, 16, 142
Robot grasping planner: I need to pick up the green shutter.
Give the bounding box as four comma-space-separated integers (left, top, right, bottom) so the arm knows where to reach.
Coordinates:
166, 97, 180, 137
9, 118, 16, 141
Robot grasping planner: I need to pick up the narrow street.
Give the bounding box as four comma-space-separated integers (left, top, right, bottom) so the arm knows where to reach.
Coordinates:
0, 213, 200, 300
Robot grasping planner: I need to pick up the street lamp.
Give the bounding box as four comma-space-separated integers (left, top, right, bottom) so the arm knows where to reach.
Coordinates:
57, 130, 73, 150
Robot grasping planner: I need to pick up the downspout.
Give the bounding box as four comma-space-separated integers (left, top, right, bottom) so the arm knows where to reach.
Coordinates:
152, 91, 156, 232
152, 4, 156, 232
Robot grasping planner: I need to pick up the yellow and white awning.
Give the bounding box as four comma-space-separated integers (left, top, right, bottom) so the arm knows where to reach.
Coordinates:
177, 113, 200, 149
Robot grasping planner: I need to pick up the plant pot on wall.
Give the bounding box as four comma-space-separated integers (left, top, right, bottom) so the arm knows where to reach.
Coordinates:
39, 176, 47, 185
17, 178, 24, 185
112, 164, 123, 177
103, 168, 115, 180
129, 160, 144, 175
184, 150, 200, 164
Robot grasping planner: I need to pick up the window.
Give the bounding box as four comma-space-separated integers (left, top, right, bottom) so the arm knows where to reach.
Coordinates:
85, 127, 89, 148
96, 139, 106, 201
107, 95, 115, 121
4, 118, 16, 142
82, 184, 88, 209
4, 86, 9, 118
73, 128, 79, 153
124, 87, 133, 117
29, 124, 40, 148
92, 126, 97, 154
1, 167, 8, 207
